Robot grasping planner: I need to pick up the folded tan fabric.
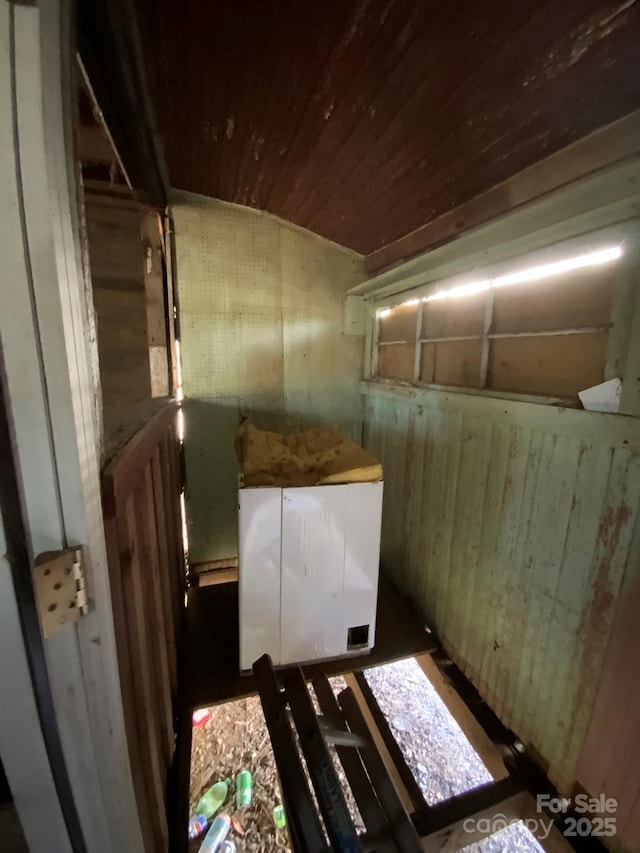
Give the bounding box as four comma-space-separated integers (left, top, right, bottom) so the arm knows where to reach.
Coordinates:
236, 423, 383, 488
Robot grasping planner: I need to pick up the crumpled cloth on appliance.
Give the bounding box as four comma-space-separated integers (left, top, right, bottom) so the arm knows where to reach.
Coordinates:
235, 423, 383, 488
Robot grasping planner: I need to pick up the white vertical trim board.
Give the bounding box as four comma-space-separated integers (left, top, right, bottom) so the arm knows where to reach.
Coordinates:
0, 3, 144, 852
0, 550, 72, 853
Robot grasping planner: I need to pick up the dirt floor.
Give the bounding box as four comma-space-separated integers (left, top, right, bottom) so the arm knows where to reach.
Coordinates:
189, 661, 544, 852
189, 677, 360, 852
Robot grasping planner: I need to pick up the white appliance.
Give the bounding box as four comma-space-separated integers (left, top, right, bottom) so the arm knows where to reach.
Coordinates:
238, 481, 383, 671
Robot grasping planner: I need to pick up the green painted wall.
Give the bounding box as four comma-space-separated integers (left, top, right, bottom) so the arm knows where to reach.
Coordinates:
363, 382, 640, 792
172, 193, 365, 564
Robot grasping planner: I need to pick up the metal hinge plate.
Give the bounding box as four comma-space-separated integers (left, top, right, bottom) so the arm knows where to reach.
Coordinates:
33, 547, 88, 638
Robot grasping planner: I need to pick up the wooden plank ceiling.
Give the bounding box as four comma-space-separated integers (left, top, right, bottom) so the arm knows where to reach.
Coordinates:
133, 0, 640, 255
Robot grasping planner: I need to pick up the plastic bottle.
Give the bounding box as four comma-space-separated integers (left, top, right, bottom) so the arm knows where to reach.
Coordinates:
219, 842, 236, 853
197, 813, 231, 853
188, 814, 208, 840
196, 779, 230, 819
273, 804, 286, 829
192, 708, 213, 727
235, 770, 252, 809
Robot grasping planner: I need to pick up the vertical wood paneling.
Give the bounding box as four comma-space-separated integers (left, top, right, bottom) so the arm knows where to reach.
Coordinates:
134, 0, 640, 254
363, 384, 640, 798
121, 493, 169, 851
102, 403, 183, 853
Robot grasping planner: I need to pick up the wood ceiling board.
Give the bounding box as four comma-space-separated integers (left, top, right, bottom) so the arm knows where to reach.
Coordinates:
133, 0, 640, 253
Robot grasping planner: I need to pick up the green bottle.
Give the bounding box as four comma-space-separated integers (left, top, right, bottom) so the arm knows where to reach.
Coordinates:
235, 770, 252, 809
196, 778, 230, 819
273, 804, 286, 829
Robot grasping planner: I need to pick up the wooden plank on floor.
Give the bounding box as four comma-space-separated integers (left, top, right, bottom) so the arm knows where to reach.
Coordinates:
283, 669, 362, 853
412, 777, 526, 851
198, 567, 239, 586
415, 653, 508, 781
313, 676, 397, 853
343, 674, 414, 816
252, 656, 328, 853
352, 672, 427, 814
338, 687, 423, 853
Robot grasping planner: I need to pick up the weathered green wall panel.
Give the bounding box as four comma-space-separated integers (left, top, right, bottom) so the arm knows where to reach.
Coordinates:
172, 193, 365, 563
363, 382, 640, 792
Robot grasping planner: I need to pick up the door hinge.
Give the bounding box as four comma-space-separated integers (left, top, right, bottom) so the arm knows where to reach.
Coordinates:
33, 547, 88, 638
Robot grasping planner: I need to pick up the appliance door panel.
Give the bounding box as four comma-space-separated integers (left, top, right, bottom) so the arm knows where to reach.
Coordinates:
239, 487, 282, 670
280, 486, 347, 665
343, 482, 383, 651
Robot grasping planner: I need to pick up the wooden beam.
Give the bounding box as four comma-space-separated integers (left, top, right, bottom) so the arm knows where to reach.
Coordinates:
252, 655, 328, 853
343, 673, 415, 815
413, 778, 527, 851
313, 676, 397, 852
415, 654, 508, 782
366, 110, 640, 275
338, 686, 423, 853
284, 669, 362, 853
352, 672, 427, 813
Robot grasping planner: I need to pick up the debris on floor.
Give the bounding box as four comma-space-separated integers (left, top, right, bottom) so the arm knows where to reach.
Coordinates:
189, 696, 289, 852
189, 662, 544, 852
188, 679, 361, 853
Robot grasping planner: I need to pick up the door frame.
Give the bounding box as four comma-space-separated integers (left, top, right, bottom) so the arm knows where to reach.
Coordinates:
0, 2, 144, 851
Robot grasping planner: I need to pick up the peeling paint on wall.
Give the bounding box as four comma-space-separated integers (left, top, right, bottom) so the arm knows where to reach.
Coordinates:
363, 383, 640, 793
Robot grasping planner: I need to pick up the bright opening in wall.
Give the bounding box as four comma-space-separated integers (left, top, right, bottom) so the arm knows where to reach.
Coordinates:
175, 338, 184, 402
491, 245, 622, 288
375, 242, 625, 398
417, 245, 622, 305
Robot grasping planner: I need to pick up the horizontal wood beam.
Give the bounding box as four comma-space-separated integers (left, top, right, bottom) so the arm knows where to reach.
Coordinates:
366, 110, 640, 276
352, 671, 428, 813
412, 777, 527, 851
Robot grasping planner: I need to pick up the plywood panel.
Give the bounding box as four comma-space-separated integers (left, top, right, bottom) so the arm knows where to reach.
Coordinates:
490, 332, 607, 397
378, 344, 415, 382
85, 193, 154, 417
173, 195, 365, 564
362, 382, 640, 797
434, 340, 483, 387
492, 265, 616, 334
424, 291, 487, 338
419, 343, 436, 384
379, 303, 418, 342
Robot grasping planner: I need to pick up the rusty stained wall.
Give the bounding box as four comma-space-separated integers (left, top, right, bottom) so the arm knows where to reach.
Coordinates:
576, 564, 640, 852
362, 383, 640, 796
134, 0, 640, 255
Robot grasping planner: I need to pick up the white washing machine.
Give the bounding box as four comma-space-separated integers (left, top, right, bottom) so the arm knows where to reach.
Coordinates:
238, 480, 383, 671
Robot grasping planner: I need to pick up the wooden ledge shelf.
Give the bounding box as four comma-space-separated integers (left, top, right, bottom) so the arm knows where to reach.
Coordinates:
180, 576, 436, 710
